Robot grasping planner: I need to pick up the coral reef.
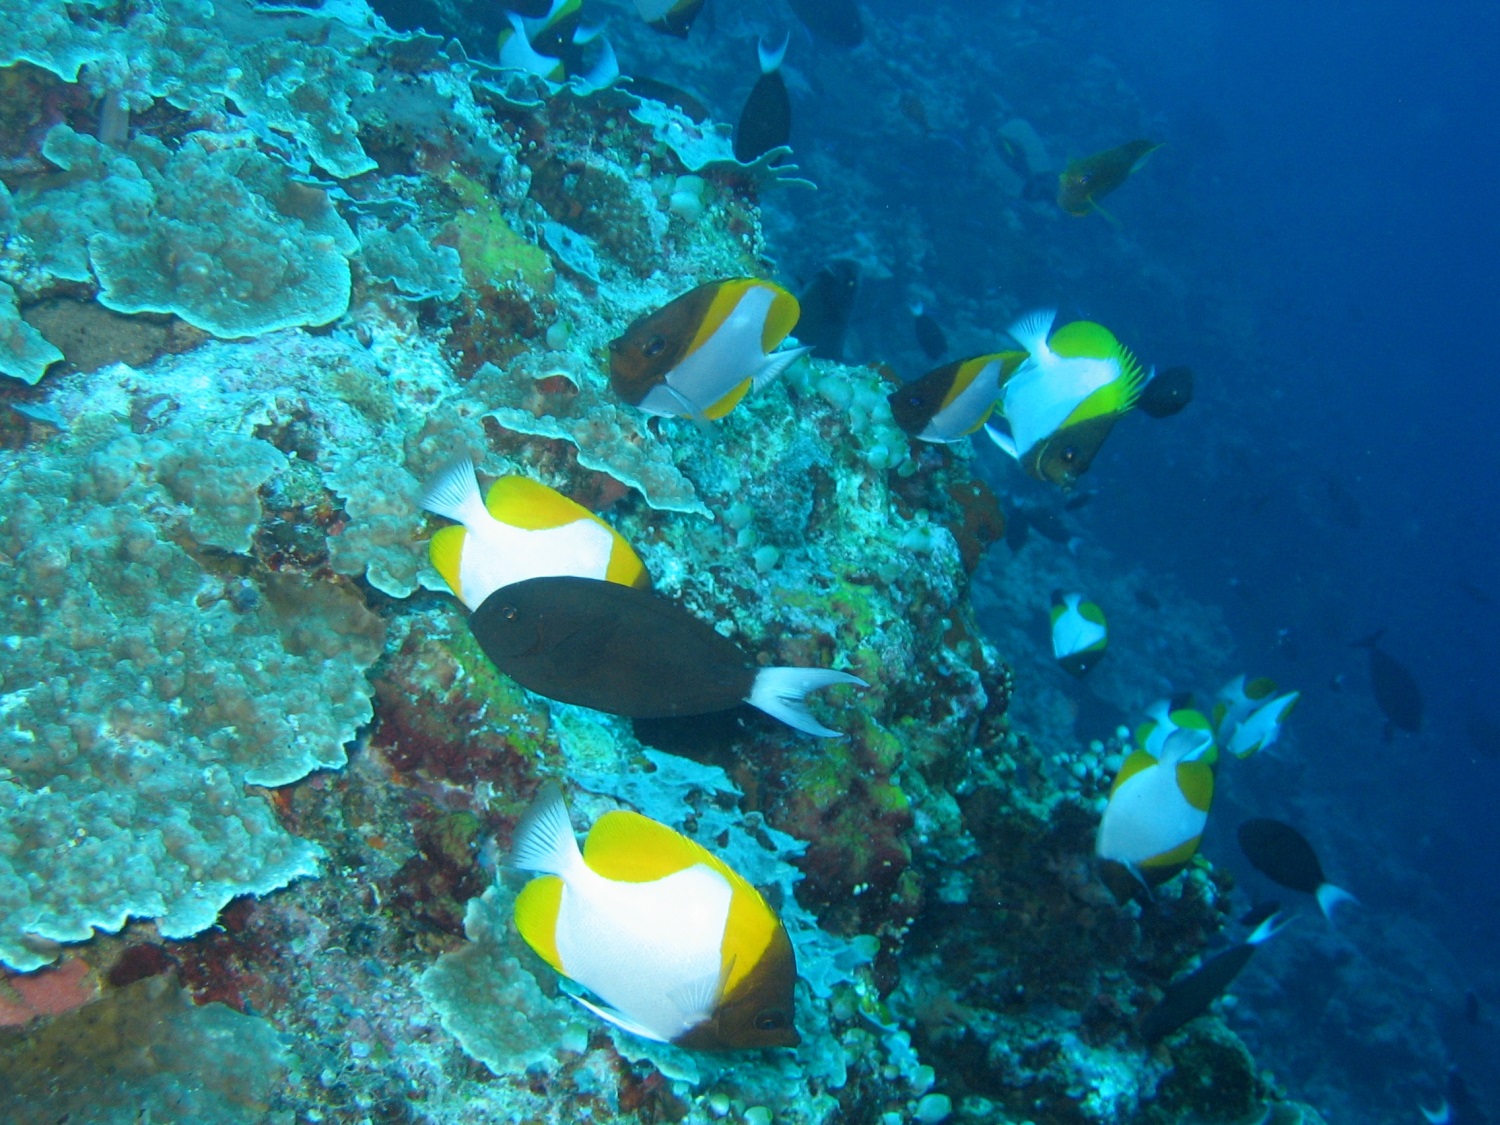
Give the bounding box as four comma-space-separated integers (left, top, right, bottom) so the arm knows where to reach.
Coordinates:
0, 0, 1356, 1122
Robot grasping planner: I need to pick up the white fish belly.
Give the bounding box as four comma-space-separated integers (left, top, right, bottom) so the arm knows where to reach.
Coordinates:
1002, 355, 1116, 457
642, 286, 776, 417
1096, 766, 1205, 866
460, 517, 615, 610
554, 862, 733, 1042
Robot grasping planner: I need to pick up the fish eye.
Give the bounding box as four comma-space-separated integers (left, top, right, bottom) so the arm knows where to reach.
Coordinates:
501, 605, 518, 620
1061, 446, 1077, 463
753, 1009, 788, 1031
642, 334, 666, 358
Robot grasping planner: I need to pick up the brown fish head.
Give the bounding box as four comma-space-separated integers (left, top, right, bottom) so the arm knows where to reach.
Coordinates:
1030, 414, 1119, 487
468, 588, 547, 658
673, 922, 799, 1051
608, 283, 719, 405
888, 358, 963, 435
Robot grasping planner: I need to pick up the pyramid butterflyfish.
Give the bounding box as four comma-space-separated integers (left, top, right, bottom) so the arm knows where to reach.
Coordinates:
420, 458, 648, 612
1049, 590, 1108, 677
1220, 687, 1299, 759
890, 352, 1027, 444
1212, 675, 1279, 736
510, 783, 799, 1050
468, 575, 866, 737
1096, 728, 1218, 884
609, 278, 808, 422
1134, 700, 1217, 763
986, 310, 1146, 487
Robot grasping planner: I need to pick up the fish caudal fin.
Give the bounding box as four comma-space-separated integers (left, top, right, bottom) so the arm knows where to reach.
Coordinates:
1316, 881, 1359, 921
758, 32, 789, 74
508, 782, 584, 876
1245, 910, 1294, 946
421, 457, 490, 528
1006, 308, 1056, 356
754, 344, 813, 390
748, 667, 866, 737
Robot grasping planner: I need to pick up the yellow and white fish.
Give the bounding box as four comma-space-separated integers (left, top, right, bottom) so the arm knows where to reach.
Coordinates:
1212, 674, 1280, 734
889, 351, 1028, 443
1096, 727, 1217, 884
1049, 590, 1108, 677
987, 310, 1146, 486
1221, 689, 1299, 759
420, 458, 647, 611
1134, 700, 1217, 761
608, 279, 808, 422
510, 783, 800, 1050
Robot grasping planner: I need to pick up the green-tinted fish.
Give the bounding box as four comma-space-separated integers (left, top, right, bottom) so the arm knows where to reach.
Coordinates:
1056, 139, 1162, 218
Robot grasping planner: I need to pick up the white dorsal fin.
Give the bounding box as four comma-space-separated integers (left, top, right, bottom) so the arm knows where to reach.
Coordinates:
1007, 308, 1056, 356
508, 782, 583, 877
420, 457, 488, 527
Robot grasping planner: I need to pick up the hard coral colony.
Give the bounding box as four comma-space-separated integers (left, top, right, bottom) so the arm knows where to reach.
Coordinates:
0, 1, 1338, 1124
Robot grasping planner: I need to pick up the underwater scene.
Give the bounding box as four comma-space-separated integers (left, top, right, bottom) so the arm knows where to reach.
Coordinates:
1, 0, 1496, 1122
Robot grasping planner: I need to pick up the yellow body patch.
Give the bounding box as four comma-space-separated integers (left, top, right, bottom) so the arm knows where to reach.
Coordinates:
1110, 749, 1158, 795
429, 525, 467, 603
582, 810, 777, 998
513, 874, 565, 973
760, 285, 801, 353
1144, 832, 1203, 871
705, 377, 753, 420
1175, 760, 1215, 813
484, 476, 648, 589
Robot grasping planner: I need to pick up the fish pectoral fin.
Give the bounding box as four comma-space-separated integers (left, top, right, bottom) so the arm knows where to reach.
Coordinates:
546, 619, 620, 677
667, 961, 730, 1023
569, 992, 671, 1043
1089, 199, 1122, 228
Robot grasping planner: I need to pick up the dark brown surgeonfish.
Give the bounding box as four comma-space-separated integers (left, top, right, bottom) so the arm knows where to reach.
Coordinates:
1056, 139, 1162, 218
1351, 630, 1424, 738
1137, 365, 1194, 419
1237, 819, 1357, 920
469, 575, 864, 735
1140, 907, 1289, 1044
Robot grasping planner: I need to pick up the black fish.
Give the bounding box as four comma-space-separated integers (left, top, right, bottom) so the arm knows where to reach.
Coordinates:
1140, 911, 1289, 1044
794, 260, 859, 361
787, 0, 863, 46
1026, 506, 1071, 544
734, 38, 791, 164
1351, 630, 1423, 737
911, 303, 947, 360
624, 76, 711, 123
1237, 818, 1357, 920
1062, 489, 1095, 512
468, 576, 862, 735
1136, 365, 1194, 419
